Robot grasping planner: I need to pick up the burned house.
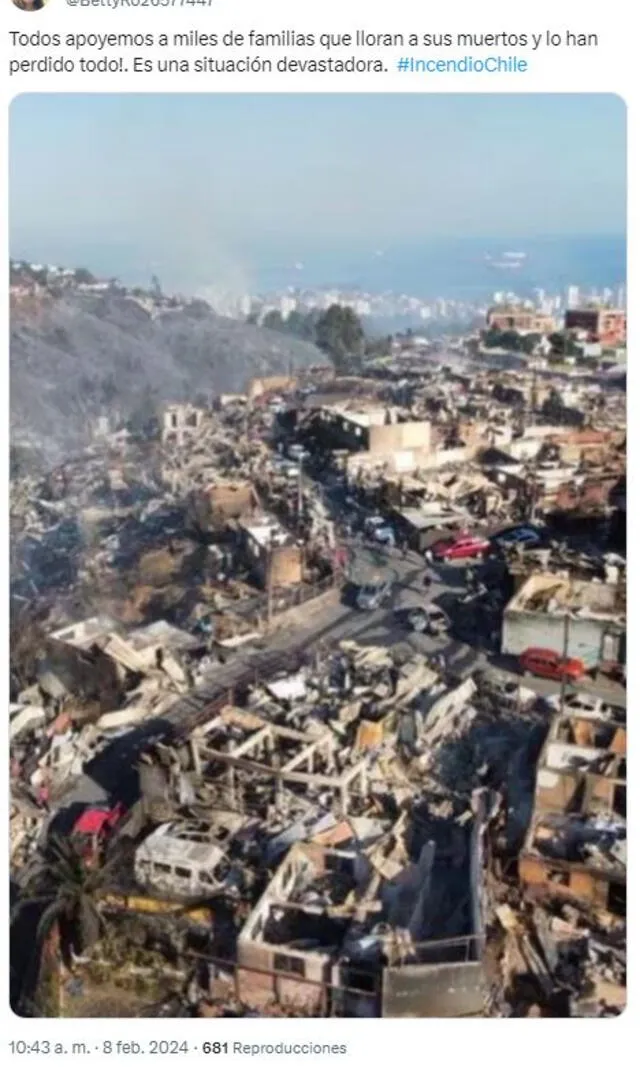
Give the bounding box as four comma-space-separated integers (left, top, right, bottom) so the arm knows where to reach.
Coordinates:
236, 808, 487, 1018
39, 617, 134, 714
247, 375, 298, 402
519, 696, 626, 917
237, 514, 303, 590
501, 573, 626, 670
189, 710, 371, 818
300, 406, 432, 471
162, 403, 206, 446
391, 504, 472, 553
188, 481, 261, 534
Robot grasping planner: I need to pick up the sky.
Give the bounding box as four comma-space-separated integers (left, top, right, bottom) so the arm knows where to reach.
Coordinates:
10, 93, 626, 294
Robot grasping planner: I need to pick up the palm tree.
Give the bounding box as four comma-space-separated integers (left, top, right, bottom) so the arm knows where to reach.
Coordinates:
12, 836, 110, 975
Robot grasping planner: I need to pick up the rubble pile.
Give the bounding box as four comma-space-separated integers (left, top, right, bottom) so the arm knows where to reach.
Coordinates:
11, 619, 626, 1018
10, 401, 341, 666
10, 354, 626, 1018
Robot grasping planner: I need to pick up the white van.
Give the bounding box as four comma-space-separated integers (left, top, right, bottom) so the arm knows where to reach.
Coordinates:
134, 821, 235, 899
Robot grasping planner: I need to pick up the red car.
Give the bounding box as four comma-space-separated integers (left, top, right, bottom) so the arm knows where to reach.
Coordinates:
431, 532, 490, 562
519, 647, 586, 682
71, 802, 126, 863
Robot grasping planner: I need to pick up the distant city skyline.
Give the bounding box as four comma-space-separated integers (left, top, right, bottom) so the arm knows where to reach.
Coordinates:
10, 94, 626, 296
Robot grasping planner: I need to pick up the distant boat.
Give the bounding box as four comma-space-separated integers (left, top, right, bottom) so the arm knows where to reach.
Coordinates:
485, 250, 527, 268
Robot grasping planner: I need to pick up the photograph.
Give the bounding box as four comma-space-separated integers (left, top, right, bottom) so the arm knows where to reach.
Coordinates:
11, 0, 48, 12
9, 93, 626, 1019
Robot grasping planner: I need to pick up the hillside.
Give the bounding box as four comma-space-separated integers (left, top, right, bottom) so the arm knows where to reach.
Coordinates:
10, 289, 321, 460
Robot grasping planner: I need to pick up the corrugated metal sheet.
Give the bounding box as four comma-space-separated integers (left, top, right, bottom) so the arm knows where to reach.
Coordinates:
382, 961, 486, 1018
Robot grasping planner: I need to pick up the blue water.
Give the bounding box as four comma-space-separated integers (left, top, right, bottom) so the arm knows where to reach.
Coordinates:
255, 234, 626, 300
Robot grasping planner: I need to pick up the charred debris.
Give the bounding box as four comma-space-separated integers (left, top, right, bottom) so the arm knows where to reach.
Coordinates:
10, 361, 626, 1018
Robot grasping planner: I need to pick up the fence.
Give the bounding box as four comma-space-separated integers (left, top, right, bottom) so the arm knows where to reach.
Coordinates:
386, 933, 485, 967
181, 947, 379, 1017
381, 957, 486, 1018
264, 573, 335, 621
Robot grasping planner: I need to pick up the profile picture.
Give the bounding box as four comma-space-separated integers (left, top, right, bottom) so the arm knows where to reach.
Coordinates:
13, 0, 47, 10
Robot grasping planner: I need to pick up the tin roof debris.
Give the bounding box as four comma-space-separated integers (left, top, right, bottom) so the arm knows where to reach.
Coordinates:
10, 352, 625, 1017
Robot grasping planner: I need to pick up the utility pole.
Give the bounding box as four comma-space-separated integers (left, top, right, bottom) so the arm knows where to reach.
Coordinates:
297, 457, 304, 531
266, 535, 275, 631
529, 368, 538, 429
559, 609, 571, 713
529, 477, 539, 523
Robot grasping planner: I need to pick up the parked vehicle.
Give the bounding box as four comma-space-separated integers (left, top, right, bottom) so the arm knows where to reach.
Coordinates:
561, 692, 603, 716
407, 604, 450, 635
271, 457, 300, 479
287, 443, 310, 462
134, 822, 236, 901
474, 669, 537, 709
364, 515, 396, 547
372, 526, 395, 547
491, 525, 543, 548
519, 647, 586, 682
356, 577, 393, 611
597, 660, 626, 684
431, 532, 490, 562
71, 802, 127, 863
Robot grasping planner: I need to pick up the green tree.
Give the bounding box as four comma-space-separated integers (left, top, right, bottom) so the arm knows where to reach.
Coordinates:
73, 267, 96, 285
262, 310, 285, 332
501, 330, 522, 351
483, 326, 504, 348
286, 309, 317, 340
12, 838, 110, 978
315, 304, 365, 372
521, 333, 542, 355
548, 331, 580, 358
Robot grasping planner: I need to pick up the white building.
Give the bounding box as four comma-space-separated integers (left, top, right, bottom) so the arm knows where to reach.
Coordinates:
279, 295, 298, 318
566, 285, 580, 310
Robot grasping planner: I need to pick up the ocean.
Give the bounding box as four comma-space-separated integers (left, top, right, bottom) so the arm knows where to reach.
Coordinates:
255, 234, 626, 301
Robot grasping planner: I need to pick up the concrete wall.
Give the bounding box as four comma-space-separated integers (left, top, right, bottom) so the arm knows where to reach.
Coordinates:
345, 443, 473, 479
518, 853, 612, 911
501, 609, 615, 668
190, 483, 258, 529
416, 445, 474, 470
346, 449, 425, 477
311, 411, 369, 453
247, 375, 297, 400
534, 768, 584, 813
162, 404, 204, 445
236, 940, 328, 1014
269, 543, 304, 587
236, 844, 330, 1013
368, 421, 431, 454
41, 639, 123, 712
422, 678, 477, 746
381, 961, 485, 1018
268, 585, 338, 633
244, 538, 303, 589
